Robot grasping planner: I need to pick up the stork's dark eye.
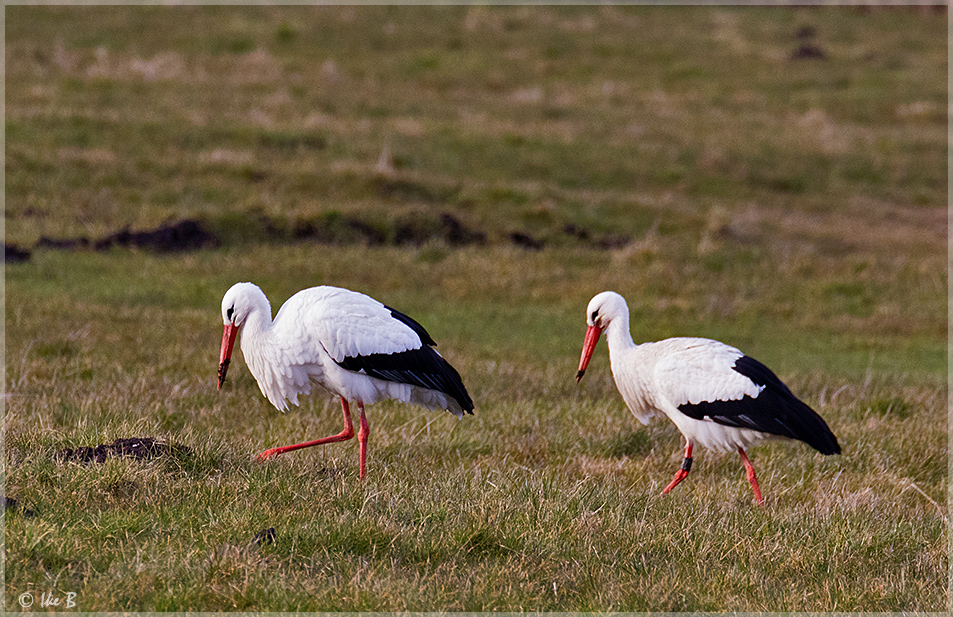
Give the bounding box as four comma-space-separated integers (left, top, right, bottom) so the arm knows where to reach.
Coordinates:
227, 306, 234, 320
591, 310, 598, 321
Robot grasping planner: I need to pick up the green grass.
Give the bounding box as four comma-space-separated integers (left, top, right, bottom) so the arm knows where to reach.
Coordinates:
5, 5, 947, 612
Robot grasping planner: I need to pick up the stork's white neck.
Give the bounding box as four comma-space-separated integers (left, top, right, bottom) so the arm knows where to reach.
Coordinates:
242, 305, 272, 338
237, 287, 274, 350
604, 312, 636, 356
602, 304, 658, 423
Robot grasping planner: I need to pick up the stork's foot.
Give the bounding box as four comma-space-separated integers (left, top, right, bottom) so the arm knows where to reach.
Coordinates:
255, 448, 282, 462
662, 443, 694, 495
661, 462, 691, 495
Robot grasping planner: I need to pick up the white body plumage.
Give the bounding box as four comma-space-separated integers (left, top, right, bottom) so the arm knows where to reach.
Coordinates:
607, 335, 769, 453
226, 283, 467, 416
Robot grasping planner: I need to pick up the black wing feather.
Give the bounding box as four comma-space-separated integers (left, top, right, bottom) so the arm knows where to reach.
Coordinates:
678, 355, 840, 455
383, 305, 436, 346
337, 317, 473, 414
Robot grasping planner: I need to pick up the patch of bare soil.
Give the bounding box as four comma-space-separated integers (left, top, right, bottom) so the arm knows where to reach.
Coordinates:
2, 496, 37, 517
25, 212, 631, 256
5, 243, 31, 263
58, 437, 191, 464
95, 219, 219, 252
37, 219, 218, 254
251, 527, 276, 547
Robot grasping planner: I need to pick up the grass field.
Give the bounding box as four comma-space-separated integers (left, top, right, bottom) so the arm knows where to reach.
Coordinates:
4, 5, 948, 612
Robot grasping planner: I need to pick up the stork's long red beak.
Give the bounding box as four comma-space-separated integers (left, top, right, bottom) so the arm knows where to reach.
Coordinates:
576, 324, 603, 383
218, 323, 238, 390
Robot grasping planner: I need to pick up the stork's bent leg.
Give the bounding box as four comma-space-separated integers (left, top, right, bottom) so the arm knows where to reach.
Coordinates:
357, 402, 370, 481
255, 397, 355, 461
738, 447, 765, 506
662, 441, 694, 495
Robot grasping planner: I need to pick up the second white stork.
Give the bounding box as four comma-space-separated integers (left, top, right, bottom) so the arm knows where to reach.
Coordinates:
575, 291, 840, 505
217, 282, 474, 480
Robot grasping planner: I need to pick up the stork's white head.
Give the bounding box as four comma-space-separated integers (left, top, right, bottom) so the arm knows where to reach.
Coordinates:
577, 291, 629, 383
221, 282, 269, 327
585, 290, 629, 329
218, 282, 270, 390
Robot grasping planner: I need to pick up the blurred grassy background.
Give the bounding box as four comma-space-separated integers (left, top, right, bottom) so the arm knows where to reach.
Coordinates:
4, 5, 947, 612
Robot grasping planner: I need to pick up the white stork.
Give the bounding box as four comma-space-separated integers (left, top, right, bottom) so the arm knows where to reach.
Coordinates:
575, 291, 840, 505
217, 282, 474, 479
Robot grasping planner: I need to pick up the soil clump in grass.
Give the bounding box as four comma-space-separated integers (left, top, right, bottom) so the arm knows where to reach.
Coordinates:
58, 437, 191, 464
31, 212, 632, 254
36, 219, 218, 253
5, 243, 31, 263
2, 496, 37, 518
251, 528, 276, 547
94, 219, 219, 252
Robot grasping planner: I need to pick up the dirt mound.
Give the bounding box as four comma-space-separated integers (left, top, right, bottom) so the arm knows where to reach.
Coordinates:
58, 437, 190, 464
36, 236, 91, 250
251, 527, 276, 546
790, 24, 826, 61
29, 212, 628, 255
392, 212, 487, 246
95, 219, 219, 252
37, 219, 218, 254
5, 243, 31, 263
2, 496, 36, 518
563, 224, 630, 249
292, 212, 388, 246
791, 43, 826, 61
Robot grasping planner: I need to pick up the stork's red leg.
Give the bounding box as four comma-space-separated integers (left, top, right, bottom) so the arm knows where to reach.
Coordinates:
255, 396, 355, 461
662, 441, 694, 495
738, 447, 765, 506
357, 402, 370, 481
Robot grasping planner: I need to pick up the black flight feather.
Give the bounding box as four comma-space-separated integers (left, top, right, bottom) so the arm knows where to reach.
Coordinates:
677, 355, 840, 455
336, 307, 473, 413
383, 305, 436, 346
